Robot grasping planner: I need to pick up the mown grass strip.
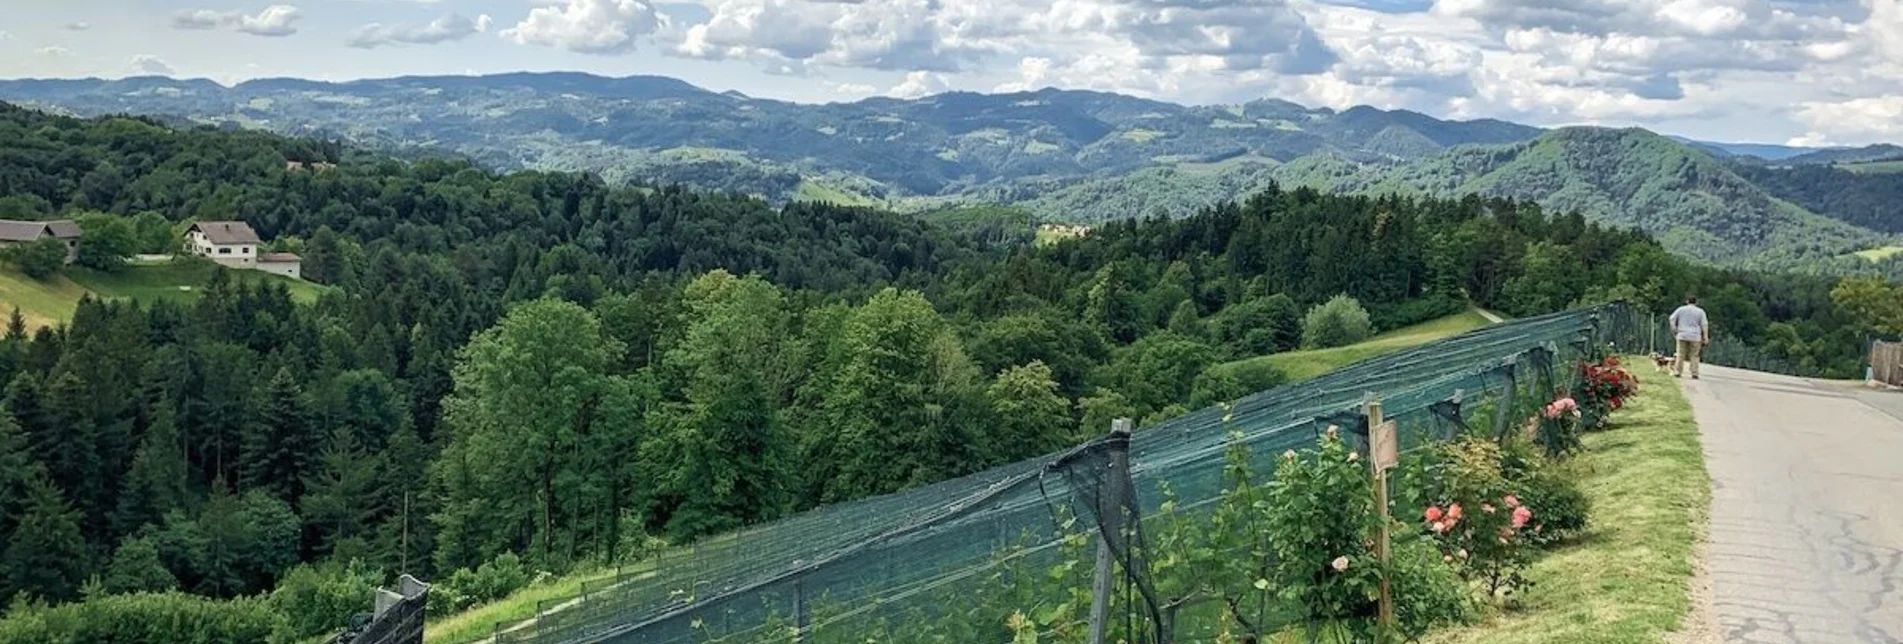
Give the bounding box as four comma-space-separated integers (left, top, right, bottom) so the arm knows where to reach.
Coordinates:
1423, 370, 1708, 644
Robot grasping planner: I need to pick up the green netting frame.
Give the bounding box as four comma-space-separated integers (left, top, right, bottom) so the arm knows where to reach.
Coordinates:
490, 303, 1646, 644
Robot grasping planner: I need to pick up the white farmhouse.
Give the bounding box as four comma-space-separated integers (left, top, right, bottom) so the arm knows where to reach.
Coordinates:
185, 221, 302, 278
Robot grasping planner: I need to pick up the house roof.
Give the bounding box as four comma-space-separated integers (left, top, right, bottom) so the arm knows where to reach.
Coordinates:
189, 221, 261, 245
0, 219, 79, 242
259, 252, 301, 263
44, 220, 81, 239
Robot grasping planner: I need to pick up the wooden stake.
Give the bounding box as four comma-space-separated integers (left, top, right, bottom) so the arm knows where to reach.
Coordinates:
1365, 399, 1396, 640
1088, 418, 1134, 644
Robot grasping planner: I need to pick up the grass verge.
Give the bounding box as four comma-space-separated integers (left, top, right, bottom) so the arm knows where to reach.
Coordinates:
1215, 310, 1495, 383
1423, 368, 1708, 644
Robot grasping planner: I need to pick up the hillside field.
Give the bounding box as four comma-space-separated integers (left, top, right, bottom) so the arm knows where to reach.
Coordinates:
1213, 310, 1497, 383
0, 260, 327, 328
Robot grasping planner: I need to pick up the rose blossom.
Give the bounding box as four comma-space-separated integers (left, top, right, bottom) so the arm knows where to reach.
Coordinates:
1331, 556, 1350, 572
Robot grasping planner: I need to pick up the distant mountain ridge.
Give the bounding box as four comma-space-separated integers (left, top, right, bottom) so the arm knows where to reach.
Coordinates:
0, 72, 1896, 269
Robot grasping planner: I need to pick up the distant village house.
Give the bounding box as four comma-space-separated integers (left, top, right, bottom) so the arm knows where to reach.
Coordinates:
285, 160, 338, 172
0, 219, 83, 263
185, 221, 301, 279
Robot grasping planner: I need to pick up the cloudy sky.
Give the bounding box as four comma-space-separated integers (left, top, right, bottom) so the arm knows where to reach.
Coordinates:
3, 0, 1901, 146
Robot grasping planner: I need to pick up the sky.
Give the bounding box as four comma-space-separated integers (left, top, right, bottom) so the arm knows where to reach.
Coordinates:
3, 0, 1902, 147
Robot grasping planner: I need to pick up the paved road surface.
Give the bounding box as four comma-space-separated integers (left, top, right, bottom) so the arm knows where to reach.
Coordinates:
1684, 366, 1903, 643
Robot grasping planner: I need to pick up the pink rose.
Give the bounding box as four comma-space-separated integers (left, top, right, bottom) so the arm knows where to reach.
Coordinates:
1504, 495, 1519, 508
1425, 506, 1444, 523
1512, 506, 1533, 529
1331, 556, 1350, 572
1481, 503, 1496, 514
1447, 504, 1463, 521
1430, 521, 1447, 534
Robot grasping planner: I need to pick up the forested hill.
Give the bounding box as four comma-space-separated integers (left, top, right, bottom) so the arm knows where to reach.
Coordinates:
4, 73, 1899, 273
0, 102, 1896, 641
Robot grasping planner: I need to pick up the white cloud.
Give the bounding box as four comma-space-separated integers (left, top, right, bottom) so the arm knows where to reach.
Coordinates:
35, 46, 71, 57
1789, 97, 1903, 146
832, 82, 877, 95
65, 22, 91, 31
349, 14, 494, 48
670, 0, 1335, 79
887, 70, 949, 98
173, 5, 303, 37
502, 0, 664, 54
130, 54, 177, 76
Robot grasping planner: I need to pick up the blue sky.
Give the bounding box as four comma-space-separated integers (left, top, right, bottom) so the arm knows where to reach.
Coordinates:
4, 0, 1902, 146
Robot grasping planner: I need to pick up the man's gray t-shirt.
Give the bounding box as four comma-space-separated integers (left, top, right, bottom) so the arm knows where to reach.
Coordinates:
1670, 304, 1708, 342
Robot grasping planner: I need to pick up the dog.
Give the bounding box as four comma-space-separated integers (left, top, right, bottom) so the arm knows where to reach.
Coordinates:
1647, 352, 1675, 373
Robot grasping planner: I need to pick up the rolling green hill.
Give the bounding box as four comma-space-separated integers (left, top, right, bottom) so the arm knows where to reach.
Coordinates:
3, 73, 1898, 270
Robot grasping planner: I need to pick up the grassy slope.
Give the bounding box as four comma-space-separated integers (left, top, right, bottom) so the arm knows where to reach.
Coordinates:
1839, 160, 1903, 174
1425, 370, 1708, 644
0, 270, 90, 329
1853, 245, 1903, 262
426, 559, 667, 644
793, 180, 881, 208
0, 260, 327, 328
69, 261, 327, 304
1214, 310, 1495, 383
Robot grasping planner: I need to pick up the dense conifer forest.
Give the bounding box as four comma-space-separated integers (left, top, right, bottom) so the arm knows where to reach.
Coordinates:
0, 102, 1896, 640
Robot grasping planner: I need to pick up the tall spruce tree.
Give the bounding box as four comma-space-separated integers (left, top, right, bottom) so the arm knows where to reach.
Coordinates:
2, 477, 88, 602
113, 405, 192, 537
240, 368, 318, 502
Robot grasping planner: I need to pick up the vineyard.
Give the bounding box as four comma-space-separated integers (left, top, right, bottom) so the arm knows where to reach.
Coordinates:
486, 304, 1646, 643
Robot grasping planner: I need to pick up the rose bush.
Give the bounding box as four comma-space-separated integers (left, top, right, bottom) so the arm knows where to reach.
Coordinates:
1577, 355, 1638, 430
1420, 438, 1536, 599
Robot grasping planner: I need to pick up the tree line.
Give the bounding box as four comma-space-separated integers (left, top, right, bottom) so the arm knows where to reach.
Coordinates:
0, 102, 1892, 638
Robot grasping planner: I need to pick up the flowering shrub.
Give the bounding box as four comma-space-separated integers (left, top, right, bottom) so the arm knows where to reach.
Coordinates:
1534, 396, 1583, 457
1496, 438, 1590, 545
1576, 355, 1638, 430
1261, 429, 1469, 639
1421, 438, 1536, 599
1263, 430, 1382, 625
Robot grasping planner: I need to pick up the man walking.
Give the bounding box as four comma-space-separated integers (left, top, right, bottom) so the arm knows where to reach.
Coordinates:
1670, 295, 1710, 379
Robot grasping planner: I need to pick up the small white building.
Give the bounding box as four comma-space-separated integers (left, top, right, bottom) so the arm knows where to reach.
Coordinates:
257, 252, 302, 279
185, 221, 301, 278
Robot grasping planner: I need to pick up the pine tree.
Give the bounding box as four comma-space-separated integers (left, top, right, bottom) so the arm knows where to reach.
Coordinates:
40, 371, 105, 527
240, 368, 318, 502
302, 431, 382, 559
113, 405, 192, 537
189, 478, 246, 597
2, 477, 88, 602
0, 409, 47, 539
4, 308, 24, 342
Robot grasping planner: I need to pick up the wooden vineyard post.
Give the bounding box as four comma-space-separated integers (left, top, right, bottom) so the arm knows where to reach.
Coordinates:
793, 580, 807, 644
1366, 397, 1398, 641
1088, 418, 1134, 644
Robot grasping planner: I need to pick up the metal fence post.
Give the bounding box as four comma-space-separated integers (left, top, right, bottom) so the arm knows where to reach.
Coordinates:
1088, 418, 1134, 644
